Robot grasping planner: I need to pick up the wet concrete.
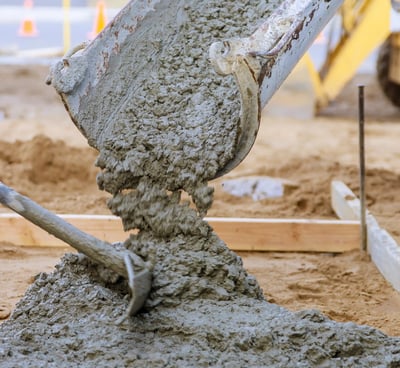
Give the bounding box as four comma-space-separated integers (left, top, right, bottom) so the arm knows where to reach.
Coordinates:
1, 0, 400, 366
1, 252, 400, 367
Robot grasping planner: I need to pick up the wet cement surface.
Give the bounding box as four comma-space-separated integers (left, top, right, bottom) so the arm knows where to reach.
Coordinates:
1, 253, 400, 367
2, 0, 400, 366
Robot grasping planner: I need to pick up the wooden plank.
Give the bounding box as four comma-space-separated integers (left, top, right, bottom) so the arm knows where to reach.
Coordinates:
331, 180, 400, 293
0, 213, 130, 248
0, 213, 359, 252
208, 217, 360, 252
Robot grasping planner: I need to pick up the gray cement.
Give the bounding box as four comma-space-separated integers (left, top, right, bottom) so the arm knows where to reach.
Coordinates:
1, 0, 400, 366
1, 252, 400, 367
67, 0, 281, 215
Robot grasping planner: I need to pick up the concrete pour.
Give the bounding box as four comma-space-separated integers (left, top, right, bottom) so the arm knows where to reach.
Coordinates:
1, 0, 400, 366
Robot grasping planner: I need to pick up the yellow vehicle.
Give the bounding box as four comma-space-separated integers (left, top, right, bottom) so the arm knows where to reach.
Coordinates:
307, 0, 400, 111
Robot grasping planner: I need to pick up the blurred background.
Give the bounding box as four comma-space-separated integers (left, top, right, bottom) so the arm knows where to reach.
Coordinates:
0, 0, 125, 63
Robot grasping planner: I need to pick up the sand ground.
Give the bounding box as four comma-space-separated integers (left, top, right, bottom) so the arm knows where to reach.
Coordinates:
0, 62, 400, 336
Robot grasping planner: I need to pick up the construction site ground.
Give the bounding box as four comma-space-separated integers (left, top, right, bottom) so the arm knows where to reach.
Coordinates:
1, 62, 400, 336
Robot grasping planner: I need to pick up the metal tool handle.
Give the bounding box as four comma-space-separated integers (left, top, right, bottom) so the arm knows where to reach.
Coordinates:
0, 181, 151, 317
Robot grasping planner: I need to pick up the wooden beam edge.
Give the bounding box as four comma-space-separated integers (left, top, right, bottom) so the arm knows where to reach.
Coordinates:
0, 213, 360, 253
331, 180, 400, 293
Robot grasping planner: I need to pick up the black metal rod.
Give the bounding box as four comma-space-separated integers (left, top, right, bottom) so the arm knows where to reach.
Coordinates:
358, 85, 367, 251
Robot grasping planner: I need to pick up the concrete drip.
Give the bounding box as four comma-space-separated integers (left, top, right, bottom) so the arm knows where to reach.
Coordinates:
1, 0, 400, 366
86, 0, 278, 303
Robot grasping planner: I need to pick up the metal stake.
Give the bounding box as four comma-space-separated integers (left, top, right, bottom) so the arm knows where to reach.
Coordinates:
358, 85, 367, 251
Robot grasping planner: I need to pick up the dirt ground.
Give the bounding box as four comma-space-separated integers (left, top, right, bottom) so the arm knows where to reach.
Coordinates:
1, 63, 400, 336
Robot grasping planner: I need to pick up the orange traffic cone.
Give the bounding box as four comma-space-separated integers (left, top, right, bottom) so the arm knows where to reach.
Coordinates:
90, 1, 107, 38
18, 0, 38, 37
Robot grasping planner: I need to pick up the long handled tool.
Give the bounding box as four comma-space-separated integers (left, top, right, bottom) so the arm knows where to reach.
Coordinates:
0, 182, 151, 321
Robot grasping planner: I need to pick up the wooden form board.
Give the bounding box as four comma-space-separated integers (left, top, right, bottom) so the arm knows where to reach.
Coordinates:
0, 213, 360, 252
331, 180, 400, 293
209, 217, 359, 252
